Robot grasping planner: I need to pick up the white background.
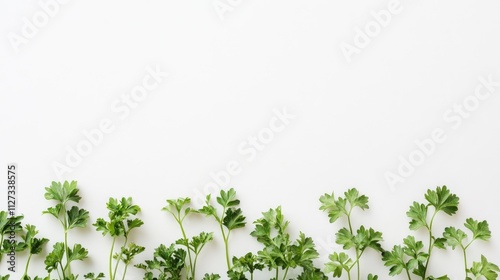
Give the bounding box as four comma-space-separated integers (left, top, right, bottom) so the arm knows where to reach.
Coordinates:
1, 0, 500, 279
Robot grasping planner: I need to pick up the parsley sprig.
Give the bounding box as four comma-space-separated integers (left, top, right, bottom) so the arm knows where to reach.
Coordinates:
320, 188, 383, 280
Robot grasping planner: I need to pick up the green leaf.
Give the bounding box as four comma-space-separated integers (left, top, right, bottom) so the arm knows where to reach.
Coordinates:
68, 243, 88, 262
442, 226, 467, 249
67, 206, 89, 229
324, 252, 353, 277
94, 197, 142, 238
43, 205, 62, 220
353, 226, 383, 252
19, 224, 49, 255
197, 204, 217, 218
425, 186, 459, 215
201, 273, 221, 280
320, 188, 368, 224
256, 245, 282, 269
189, 232, 213, 253
118, 243, 145, 265
84, 273, 105, 280
382, 236, 429, 277
0, 211, 8, 232
162, 198, 191, 216
136, 243, 186, 279
344, 188, 369, 210
223, 208, 246, 231
44, 181, 81, 204
292, 232, 320, 269
427, 276, 450, 280
93, 218, 109, 236
319, 192, 346, 223
336, 226, 383, 252
231, 252, 264, 274
335, 228, 355, 250
45, 242, 65, 273
382, 245, 406, 276
227, 270, 247, 280
468, 255, 500, 280
464, 218, 491, 241
126, 218, 144, 233
217, 188, 240, 208
107, 197, 141, 221
297, 268, 328, 280
433, 237, 447, 249
251, 206, 290, 247
406, 202, 428, 230
402, 236, 428, 264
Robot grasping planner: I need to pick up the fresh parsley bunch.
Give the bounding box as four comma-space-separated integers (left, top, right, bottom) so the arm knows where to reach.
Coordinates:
43, 181, 90, 280
320, 188, 383, 280
383, 186, 499, 280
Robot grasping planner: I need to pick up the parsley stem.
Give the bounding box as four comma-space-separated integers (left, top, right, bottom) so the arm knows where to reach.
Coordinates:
109, 237, 116, 280
422, 210, 438, 279
194, 234, 209, 279
463, 247, 468, 277
356, 250, 361, 280
121, 262, 129, 280
282, 267, 289, 280
177, 218, 194, 278
63, 204, 70, 278
347, 208, 360, 280
113, 237, 128, 279
405, 267, 412, 280
23, 253, 32, 278
220, 223, 231, 270
60, 260, 66, 279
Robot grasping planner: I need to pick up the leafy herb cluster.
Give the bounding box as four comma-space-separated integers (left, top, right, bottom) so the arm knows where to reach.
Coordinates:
0, 182, 498, 280
319, 189, 382, 280
382, 186, 498, 280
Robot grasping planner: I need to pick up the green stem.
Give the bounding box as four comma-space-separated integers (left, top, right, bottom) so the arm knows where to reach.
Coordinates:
356, 249, 361, 280
192, 254, 198, 279
55, 268, 61, 280
121, 263, 129, 280
109, 237, 116, 280
422, 210, 438, 279
347, 210, 354, 234
113, 237, 128, 279
348, 249, 365, 274
23, 253, 32, 277
221, 225, 231, 270
220, 206, 232, 270
177, 219, 193, 278
60, 260, 66, 280
172, 214, 194, 277
282, 267, 289, 280
63, 205, 70, 277
405, 267, 412, 280
193, 242, 209, 279
276, 268, 279, 280
347, 209, 360, 280
462, 246, 468, 277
